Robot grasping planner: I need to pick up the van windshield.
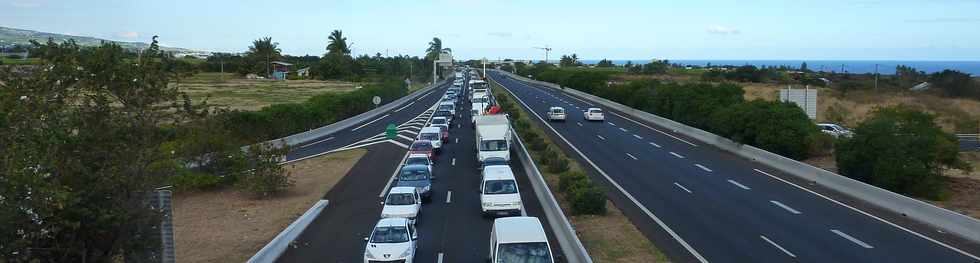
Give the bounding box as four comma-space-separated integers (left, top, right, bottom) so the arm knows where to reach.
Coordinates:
386, 193, 416, 205
480, 140, 508, 151
370, 226, 410, 243
496, 242, 552, 263
484, 180, 518, 194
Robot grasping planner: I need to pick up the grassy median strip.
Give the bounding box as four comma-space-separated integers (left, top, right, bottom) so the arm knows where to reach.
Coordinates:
491, 82, 669, 262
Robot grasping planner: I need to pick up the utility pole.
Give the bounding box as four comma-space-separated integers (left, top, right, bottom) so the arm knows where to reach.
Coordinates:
432, 59, 437, 84
874, 63, 879, 90
267, 53, 271, 79
220, 55, 225, 81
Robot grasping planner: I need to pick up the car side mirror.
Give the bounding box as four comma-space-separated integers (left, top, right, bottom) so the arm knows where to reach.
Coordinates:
412, 233, 418, 240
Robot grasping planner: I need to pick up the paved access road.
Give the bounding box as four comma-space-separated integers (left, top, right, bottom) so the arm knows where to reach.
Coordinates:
488, 70, 980, 263
277, 73, 560, 262
960, 134, 979, 152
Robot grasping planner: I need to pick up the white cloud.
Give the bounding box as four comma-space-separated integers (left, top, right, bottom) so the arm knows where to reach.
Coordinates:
116, 31, 140, 39
10, 0, 45, 7
706, 25, 740, 35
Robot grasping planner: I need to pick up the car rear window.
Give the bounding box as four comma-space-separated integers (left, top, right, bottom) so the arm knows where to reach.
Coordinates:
432, 118, 447, 125
410, 142, 432, 151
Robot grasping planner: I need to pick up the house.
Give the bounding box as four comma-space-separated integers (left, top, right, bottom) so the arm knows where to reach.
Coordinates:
296, 67, 310, 78
270, 61, 292, 80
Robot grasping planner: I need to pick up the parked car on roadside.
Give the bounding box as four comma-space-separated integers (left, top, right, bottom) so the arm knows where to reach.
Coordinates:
818, 123, 853, 138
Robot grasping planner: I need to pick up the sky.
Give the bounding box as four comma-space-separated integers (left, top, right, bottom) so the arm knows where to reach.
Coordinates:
3, 0, 980, 60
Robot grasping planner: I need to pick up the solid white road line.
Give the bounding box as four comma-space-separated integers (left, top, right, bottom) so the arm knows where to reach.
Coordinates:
393, 101, 415, 112
754, 169, 980, 260
596, 135, 606, 141
633, 134, 643, 139
619, 127, 628, 132
760, 235, 797, 258
491, 74, 709, 263
608, 111, 698, 147
770, 200, 802, 215
649, 142, 662, 148
396, 134, 415, 142
299, 136, 334, 148
388, 139, 409, 149
674, 182, 693, 194
446, 191, 453, 204
351, 114, 390, 131
727, 179, 751, 190
437, 253, 444, 263
695, 164, 713, 172
626, 153, 638, 160
399, 130, 418, 136
379, 151, 412, 198
831, 229, 875, 249
670, 152, 685, 159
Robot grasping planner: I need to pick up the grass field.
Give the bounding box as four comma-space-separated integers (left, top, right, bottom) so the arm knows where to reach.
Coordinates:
178, 72, 361, 111
0, 57, 40, 65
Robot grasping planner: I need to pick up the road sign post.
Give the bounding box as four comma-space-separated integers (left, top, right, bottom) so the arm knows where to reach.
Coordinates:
372, 96, 381, 108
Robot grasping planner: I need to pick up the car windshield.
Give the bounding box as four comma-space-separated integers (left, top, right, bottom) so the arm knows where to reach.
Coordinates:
370, 226, 410, 243
406, 157, 429, 166
474, 97, 488, 103
496, 242, 552, 263
484, 179, 518, 194
551, 108, 563, 114
439, 105, 453, 111
420, 133, 439, 141
432, 118, 447, 125
410, 142, 432, 151
399, 168, 429, 181
386, 193, 416, 205
480, 140, 508, 151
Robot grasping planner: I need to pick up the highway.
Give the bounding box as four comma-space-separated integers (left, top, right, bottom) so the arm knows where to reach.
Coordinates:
488, 70, 980, 263
276, 72, 561, 262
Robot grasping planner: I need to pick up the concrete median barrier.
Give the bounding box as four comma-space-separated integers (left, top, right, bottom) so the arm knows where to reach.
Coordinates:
247, 200, 329, 263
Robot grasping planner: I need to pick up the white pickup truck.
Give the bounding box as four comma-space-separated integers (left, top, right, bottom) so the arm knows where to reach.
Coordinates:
474, 114, 511, 167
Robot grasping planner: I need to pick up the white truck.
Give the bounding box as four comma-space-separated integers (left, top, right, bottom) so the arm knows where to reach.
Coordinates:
474, 115, 512, 167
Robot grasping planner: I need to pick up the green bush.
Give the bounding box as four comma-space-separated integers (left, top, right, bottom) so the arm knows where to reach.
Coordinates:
526, 133, 548, 152
236, 143, 293, 198
539, 146, 559, 165
559, 171, 589, 192
709, 100, 818, 160
548, 156, 570, 173
836, 106, 970, 200
514, 118, 530, 131
569, 184, 607, 215
171, 170, 225, 191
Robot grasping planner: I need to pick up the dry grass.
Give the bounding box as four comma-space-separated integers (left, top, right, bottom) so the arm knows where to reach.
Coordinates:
177, 73, 360, 111
173, 149, 366, 263
491, 83, 668, 262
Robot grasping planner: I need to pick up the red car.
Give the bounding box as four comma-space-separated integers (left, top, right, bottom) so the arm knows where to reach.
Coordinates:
409, 140, 435, 160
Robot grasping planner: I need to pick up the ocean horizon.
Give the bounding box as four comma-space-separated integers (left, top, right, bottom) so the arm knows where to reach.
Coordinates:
574, 59, 980, 76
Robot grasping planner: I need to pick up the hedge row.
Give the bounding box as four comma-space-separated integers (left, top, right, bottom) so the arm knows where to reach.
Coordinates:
537, 70, 827, 160
495, 89, 607, 215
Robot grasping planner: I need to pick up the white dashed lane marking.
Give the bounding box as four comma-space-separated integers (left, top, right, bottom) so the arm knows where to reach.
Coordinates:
670, 152, 685, 159
727, 179, 751, 190
831, 229, 874, 249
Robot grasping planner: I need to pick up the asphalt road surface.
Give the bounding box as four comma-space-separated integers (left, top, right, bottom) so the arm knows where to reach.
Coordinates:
277, 73, 561, 262
488, 70, 980, 263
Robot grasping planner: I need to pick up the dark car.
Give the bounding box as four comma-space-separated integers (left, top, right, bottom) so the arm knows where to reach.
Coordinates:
480, 157, 509, 170
395, 164, 433, 202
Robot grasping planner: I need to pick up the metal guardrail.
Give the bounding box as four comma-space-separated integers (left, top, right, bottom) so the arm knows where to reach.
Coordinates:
247, 200, 329, 263
495, 69, 980, 245
511, 127, 593, 263
255, 79, 450, 149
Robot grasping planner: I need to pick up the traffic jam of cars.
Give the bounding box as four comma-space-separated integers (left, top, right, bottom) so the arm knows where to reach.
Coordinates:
363, 68, 555, 263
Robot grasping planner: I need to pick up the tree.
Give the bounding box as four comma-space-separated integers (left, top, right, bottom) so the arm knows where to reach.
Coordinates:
642, 60, 670, 75
0, 37, 198, 261
596, 59, 615, 67
319, 30, 356, 80
800, 62, 808, 72
240, 37, 282, 76
836, 106, 970, 199
326, 30, 351, 55
930, 69, 977, 99
426, 37, 451, 61
559, 54, 581, 67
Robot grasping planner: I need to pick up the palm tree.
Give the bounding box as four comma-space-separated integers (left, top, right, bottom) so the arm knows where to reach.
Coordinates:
326, 30, 351, 55
426, 37, 442, 60
245, 37, 281, 76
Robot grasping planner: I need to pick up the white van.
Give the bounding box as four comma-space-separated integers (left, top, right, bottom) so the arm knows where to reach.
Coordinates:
381, 187, 421, 225
480, 165, 522, 217
419, 127, 443, 151
489, 217, 554, 263
474, 115, 512, 165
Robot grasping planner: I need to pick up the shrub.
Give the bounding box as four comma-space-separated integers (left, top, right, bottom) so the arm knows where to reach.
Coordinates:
236, 143, 293, 198
806, 132, 836, 157
514, 118, 530, 131
548, 156, 570, 173
569, 184, 607, 215
559, 171, 589, 193
171, 170, 224, 191
836, 106, 970, 200
709, 100, 818, 160
526, 133, 548, 152
539, 146, 559, 165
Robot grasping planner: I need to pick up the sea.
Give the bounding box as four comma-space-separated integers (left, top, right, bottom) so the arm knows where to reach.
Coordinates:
577, 59, 980, 76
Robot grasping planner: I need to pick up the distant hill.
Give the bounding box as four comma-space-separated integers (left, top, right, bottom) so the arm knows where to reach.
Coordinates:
0, 26, 198, 53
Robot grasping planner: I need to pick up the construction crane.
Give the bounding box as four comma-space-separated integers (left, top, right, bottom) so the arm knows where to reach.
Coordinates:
533, 45, 552, 63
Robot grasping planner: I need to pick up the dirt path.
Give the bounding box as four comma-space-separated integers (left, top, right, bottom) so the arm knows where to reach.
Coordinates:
173, 149, 366, 263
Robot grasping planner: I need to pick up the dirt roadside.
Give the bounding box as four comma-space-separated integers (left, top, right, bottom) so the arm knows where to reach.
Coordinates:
173, 149, 366, 263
